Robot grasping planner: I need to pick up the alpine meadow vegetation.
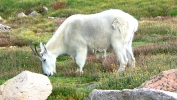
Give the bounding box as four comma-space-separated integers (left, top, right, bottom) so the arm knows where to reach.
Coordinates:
0, 0, 177, 99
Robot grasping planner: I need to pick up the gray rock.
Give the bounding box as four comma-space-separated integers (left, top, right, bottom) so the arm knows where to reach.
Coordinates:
0, 71, 52, 100
0, 24, 11, 31
29, 11, 39, 17
87, 88, 177, 100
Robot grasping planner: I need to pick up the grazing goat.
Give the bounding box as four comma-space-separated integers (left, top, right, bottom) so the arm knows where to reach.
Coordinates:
30, 9, 138, 76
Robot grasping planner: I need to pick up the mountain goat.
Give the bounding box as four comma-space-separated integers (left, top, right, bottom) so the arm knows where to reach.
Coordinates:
30, 9, 138, 76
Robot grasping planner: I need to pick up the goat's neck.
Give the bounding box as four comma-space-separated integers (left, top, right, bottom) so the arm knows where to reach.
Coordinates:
46, 31, 65, 58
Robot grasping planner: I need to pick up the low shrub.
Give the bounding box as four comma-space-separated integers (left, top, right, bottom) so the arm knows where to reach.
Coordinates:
50, 1, 67, 10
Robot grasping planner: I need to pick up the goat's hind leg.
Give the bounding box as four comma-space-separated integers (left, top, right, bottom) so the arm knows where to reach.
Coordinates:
126, 46, 135, 68
112, 42, 128, 72
126, 36, 135, 68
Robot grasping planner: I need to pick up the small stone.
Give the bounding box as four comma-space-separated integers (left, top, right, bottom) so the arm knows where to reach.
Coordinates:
29, 11, 39, 17
42, 6, 48, 13
17, 12, 27, 18
0, 16, 5, 23
0, 24, 11, 31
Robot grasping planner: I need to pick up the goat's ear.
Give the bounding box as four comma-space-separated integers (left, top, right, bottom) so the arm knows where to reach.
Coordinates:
44, 44, 47, 53
40, 42, 45, 53
40, 42, 44, 50
40, 42, 47, 54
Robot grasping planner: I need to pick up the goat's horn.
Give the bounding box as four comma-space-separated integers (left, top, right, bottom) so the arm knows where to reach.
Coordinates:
34, 45, 42, 57
30, 42, 42, 57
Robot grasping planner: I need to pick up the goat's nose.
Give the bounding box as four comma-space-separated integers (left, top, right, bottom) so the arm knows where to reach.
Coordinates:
44, 73, 51, 76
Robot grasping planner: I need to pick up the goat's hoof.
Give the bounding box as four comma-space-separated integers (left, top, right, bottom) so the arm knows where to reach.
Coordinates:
118, 68, 125, 72
75, 69, 83, 75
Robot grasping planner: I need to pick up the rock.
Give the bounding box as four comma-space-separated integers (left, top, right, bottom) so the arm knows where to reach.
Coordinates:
17, 12, 27, 18
29, 11, 39, 17
0, 16, 5, 23
0, 24, 11, 31
0, 71, 52, 100
0, 16, 3, 21
155, 16, 162, 20
139, 69, 177, 92
42, 6, 48, 13
87, 88, 177, 100
48, 16, 56, 20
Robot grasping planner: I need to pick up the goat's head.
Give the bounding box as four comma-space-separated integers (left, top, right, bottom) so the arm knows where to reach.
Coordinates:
30, 42, 56, 76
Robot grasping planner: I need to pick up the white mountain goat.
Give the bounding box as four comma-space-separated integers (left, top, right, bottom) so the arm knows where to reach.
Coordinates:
30, 9, 138, 76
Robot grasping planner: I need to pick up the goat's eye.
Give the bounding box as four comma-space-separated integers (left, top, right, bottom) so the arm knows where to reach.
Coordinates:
43, 59, 46, 62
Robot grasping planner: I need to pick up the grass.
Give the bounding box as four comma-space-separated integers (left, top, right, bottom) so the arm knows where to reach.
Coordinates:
0, 47, 41, 78
1, 0, 177, 100
1, 0, 177, 19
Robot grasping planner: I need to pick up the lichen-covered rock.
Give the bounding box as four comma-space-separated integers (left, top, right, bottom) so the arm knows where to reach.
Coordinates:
0, 71, 52, 100
139, 69, 177, 92
87, 88, 177, 100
